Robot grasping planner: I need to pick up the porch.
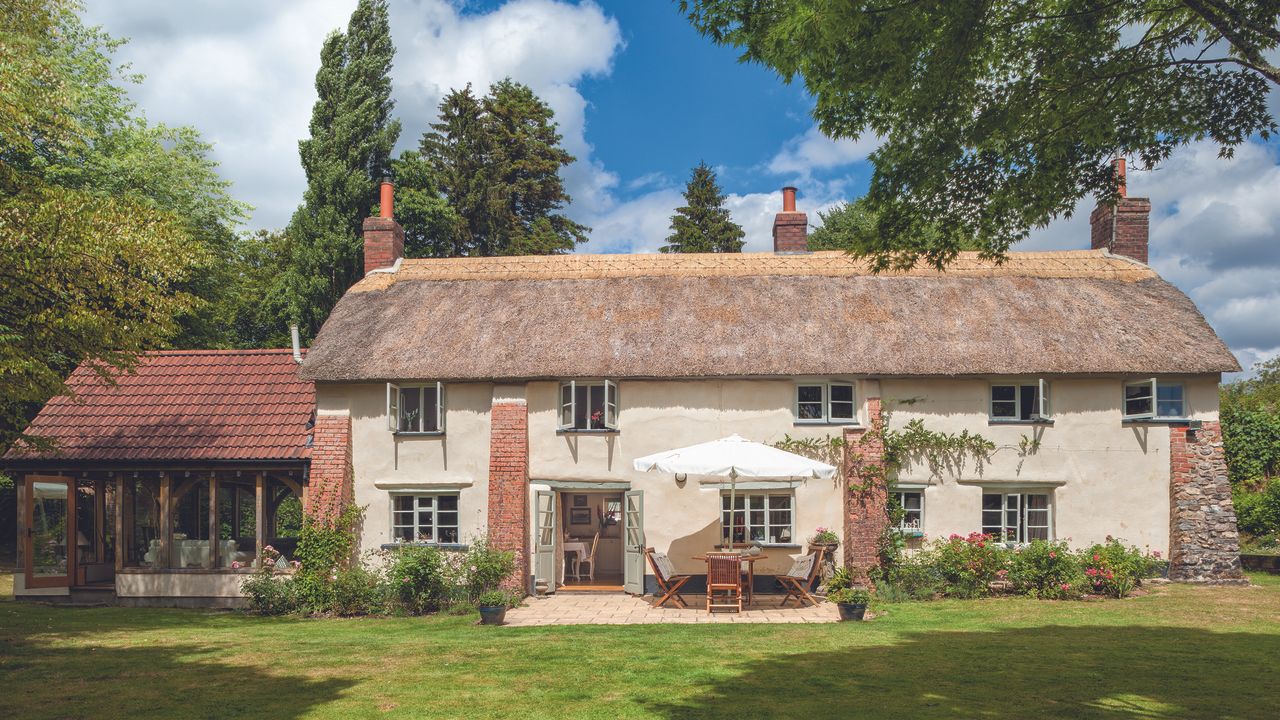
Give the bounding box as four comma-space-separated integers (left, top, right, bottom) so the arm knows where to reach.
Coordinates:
502, 591, 838, 626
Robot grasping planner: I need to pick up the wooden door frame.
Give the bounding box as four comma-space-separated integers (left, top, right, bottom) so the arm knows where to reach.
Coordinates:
23, 474, 76, 589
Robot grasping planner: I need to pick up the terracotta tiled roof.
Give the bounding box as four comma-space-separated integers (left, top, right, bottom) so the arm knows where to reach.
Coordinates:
5, 349, 314, 463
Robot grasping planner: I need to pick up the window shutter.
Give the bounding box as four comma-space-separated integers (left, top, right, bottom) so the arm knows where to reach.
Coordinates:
387, 382, 401, 432
1037, 378, 1051, 420
435, 381, 445, 433
605, 380, 618, 430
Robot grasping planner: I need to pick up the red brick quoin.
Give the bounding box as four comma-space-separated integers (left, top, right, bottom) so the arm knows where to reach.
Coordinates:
843, 396, 889, 582
488, 402, 530, 591
306, 413, 353, 525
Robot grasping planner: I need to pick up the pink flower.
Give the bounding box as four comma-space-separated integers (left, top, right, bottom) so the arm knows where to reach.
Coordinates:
996, 569, 1009, 579
402, 577, 410, 583
1049, 551, 1056, 559
1060, 583, 1071, 591
231, 561, 241, 569
1152, 551, 1162, 559
1093, 553, 1100, 562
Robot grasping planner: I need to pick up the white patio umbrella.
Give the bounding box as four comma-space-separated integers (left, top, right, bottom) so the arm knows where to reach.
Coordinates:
633, 434, 838, 547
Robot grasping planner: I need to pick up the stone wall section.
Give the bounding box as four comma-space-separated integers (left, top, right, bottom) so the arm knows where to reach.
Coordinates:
1168, 421, 1244, 582
488, 401, 530, 591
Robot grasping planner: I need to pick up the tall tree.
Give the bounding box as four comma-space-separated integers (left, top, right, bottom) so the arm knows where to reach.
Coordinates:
661, 162, 744, 253
415, 80, 587, 256
280, 0, 400, 337
1, 1, 226, 450
681, 1, 1280, 269
1222, 356, 1280, 487
809, 197, 981, 254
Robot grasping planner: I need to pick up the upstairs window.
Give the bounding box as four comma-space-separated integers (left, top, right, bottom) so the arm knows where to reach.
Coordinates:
558, 380, 618, 431
990, 380, 1050, 421
387, 383, 444, 433
1124, 379, 1185, 420
795, 382, 857, 423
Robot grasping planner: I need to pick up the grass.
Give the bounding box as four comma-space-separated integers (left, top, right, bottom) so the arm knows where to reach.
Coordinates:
2, 575, 1279, 719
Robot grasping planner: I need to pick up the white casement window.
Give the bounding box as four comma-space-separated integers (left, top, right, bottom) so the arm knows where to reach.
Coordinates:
387, 382, 445, 433
1123, 379, 1186, 420
892, 490, 925, 534
392, 494, 459, 544
721, 493, 794, 545
558, 380, 618, 431
981, 492, 1052, 543
990, 379, 1051, 421
795, 382, 857, 423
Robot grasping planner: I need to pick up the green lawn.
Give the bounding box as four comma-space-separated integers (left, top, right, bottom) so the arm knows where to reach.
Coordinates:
2, 575, 1279, 719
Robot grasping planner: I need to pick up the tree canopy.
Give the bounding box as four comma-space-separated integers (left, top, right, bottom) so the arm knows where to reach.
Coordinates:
279, 0, 400, 338
413, 81, 588, 256
1, 1, 243, 450
661, 162, 745, 253
1222, 356, 1280, 487
681, 1, 1280, 269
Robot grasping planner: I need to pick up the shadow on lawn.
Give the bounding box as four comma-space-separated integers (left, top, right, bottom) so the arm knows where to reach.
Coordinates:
0, 608, 352, 719
647, 625, 1279, 719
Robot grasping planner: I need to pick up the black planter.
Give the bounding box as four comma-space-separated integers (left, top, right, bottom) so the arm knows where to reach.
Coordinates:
478, 606, 507, 625
837, 602, 867, 622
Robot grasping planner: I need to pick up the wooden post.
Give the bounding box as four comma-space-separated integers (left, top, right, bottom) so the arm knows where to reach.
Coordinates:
94, 477, 106, 563
14, 473, 25, 581
208, 471, 218, 570
113, 473, 124, 573
255, 472, 265, 568
159, 473, 172, 569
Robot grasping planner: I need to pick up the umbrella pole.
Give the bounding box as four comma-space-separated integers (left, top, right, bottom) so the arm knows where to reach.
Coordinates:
727, 468, 737, 549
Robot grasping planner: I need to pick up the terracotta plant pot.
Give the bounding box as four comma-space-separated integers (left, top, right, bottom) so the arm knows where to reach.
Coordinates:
478, 606, 507, 625
836, 602, 867, 622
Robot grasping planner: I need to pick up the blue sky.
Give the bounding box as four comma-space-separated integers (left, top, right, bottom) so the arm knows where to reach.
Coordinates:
83, 1, 1279, 371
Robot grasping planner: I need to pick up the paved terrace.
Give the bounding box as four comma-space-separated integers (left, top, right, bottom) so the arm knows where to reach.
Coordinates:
502, 593, 838, 626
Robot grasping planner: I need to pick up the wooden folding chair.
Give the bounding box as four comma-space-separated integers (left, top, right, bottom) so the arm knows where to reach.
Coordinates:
778, 552, 819, 607
706, 552, 743, 613
644, 547, 690, 608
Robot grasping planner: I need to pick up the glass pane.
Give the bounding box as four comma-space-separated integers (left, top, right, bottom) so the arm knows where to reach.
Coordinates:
903, 492, 922, 511
75, 481, 97, 565
437, 512, 458, 527
574, 385, 590, 429
991, 401, 1017, 418
1157, 384, 1183, 401
829, 384, 853, 403
588, 384, 606, 429
798, 402, 824, 419
769, 495, 792, 509
982, 494, 1002, 511
417, 511, 434, 526
797, 386, 824, 419
1126, 397, 1153, 416
395, 496, 414, 512
422, 386, 440, 432
31, 481, 69, 577
217, 480, 258, 567
560, 384, 573, 427
395, 526, 414, 542
439, 527, 459, 543
749, 495, 765, 510
829, 401, 855, 420
797, 385, 824, 403
171, 478, 212, 569
991, 385, 1016, 402
749, 527, 765, 541
749, 510, 764, 526
1026, 494, 1049, 510
400, 387, 422, 432
1027, 526, 1049, 541
1020, 386, 1039, 420
437, 495, 458, 511
127, 478, 162, 568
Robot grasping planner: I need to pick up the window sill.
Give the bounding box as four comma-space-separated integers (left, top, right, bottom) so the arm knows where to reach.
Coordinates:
987, 418, 1054, 426
381, 542, 469, 551
393, 431, 445, 437
793, 420, 861, 427
1122, 418, 1195, 426
556, 428, 619, 436
894, 530, 926, 539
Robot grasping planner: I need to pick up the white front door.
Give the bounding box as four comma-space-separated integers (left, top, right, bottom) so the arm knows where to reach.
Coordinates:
533, 490, 556, 593
622, 490, 644, 594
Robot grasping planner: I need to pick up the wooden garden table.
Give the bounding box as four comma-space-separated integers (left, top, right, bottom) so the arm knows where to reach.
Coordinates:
693, 553, 769, 604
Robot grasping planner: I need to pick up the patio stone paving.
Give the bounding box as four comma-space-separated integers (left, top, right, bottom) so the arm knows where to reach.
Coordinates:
501, 592, 838, 626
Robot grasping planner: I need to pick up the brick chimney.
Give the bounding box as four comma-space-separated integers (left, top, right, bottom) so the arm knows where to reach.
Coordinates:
772, 186, 808, 253
1089, 159, 1150, 264
363, 180, 404, 274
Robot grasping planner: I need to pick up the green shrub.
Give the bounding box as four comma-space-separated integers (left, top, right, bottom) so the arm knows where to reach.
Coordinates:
827, 587, 871, 604
447, 539, 517, 604
1008, 539, 1085, 599
328, 564, 390, 616
927, 533, 1010, 598
241, 569, 299, 615
1234, 481, 1280, 538
1083, 537, 1160, 598
476, 589, 520, 608
826, 566, 854, 592
388, 545, 449, 614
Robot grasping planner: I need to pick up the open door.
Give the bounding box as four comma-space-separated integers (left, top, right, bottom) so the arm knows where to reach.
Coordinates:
24, 475, 74, 589
533, 490, 556, 593
622, 490, 644, 595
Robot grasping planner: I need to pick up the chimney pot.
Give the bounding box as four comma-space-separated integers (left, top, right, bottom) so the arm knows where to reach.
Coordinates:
1114, 158, 1127, 198
782, 186, 797, 213
379, 180, 394, 219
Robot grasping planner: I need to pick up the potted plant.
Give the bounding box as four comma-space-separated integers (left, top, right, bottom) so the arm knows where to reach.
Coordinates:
477, 590, 512, 625
810, 527, 839, 551
828, 587, 871, 621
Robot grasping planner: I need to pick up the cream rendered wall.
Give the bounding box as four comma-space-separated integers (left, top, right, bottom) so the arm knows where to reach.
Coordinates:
318, 382, 493, 554
882, 375, 1220, 554
527, 379, 857, 577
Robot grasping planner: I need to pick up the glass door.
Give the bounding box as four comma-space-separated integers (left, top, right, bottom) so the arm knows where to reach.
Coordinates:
25, 476, 74, 589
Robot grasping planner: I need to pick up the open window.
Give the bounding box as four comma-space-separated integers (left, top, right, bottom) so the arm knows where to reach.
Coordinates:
1124, 378, 1185, 421
794, 381, 857, 424
387, 382, 445, 433
558, 380, 618, 431
990, 380, 1051, 422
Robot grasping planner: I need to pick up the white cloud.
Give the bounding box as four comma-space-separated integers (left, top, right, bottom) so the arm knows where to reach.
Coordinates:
766, 125, 880, 179
84, 0, 623, 229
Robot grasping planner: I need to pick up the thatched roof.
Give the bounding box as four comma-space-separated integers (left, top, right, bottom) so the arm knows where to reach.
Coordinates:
300, 250, 1239, 382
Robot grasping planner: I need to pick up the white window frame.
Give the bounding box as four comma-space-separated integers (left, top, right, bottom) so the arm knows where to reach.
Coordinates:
892, 489, 925, 534
720, 492, 795, 545
391, 493, 460, 544
981, 491, 1053, 544
387, 382, 445, 434
989, 379, 1051, 422
794, 381, 858, 424
557, 380, 619, 432
1123, 378, 1186, 421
